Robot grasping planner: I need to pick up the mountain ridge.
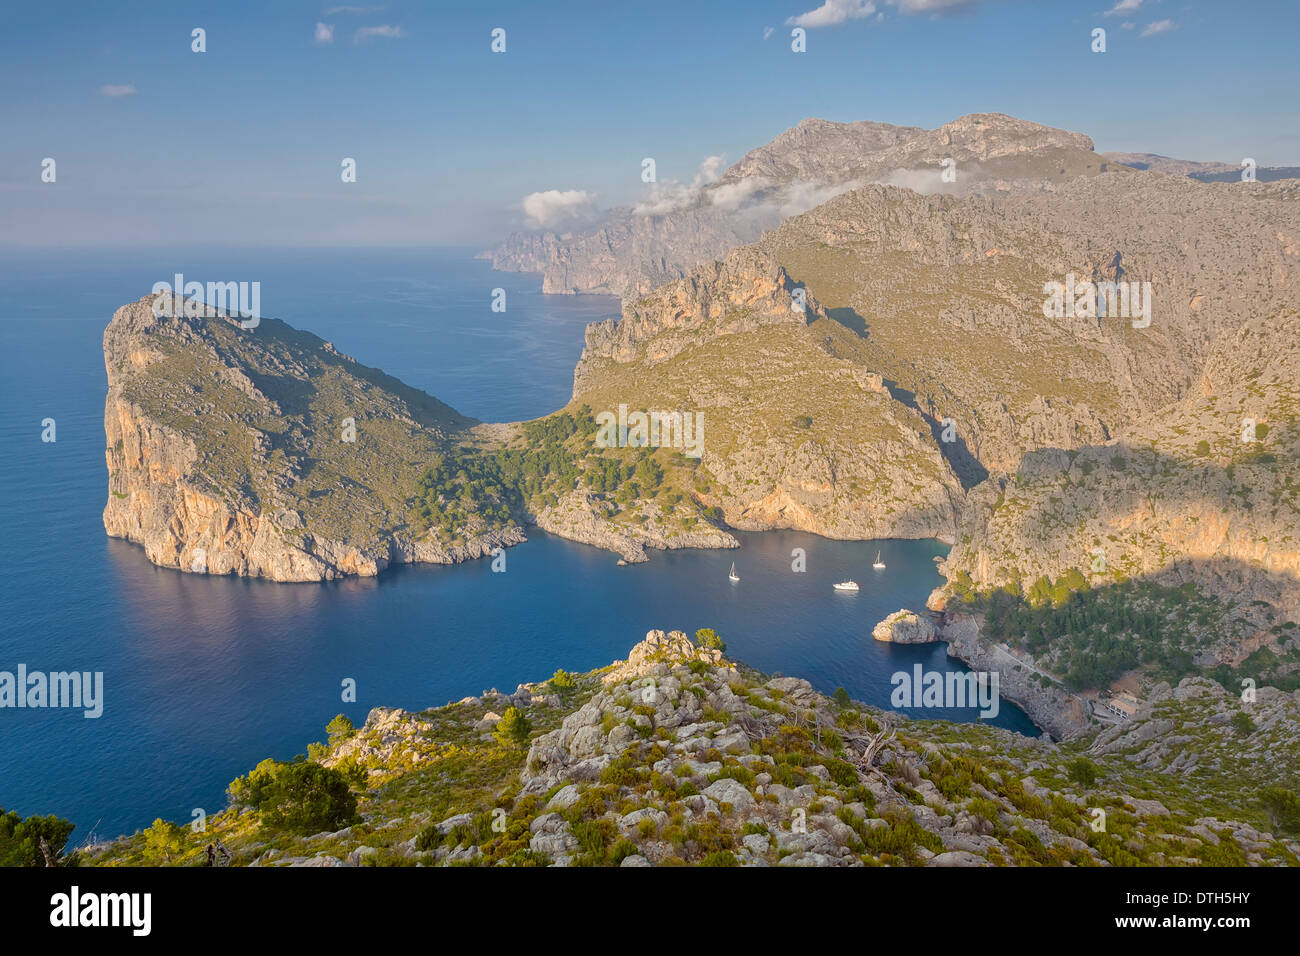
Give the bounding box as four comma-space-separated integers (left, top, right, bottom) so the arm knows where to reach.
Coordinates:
486, 111, 1108, 298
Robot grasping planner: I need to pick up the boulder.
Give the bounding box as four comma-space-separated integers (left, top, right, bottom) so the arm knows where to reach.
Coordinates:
702, 778, 756, 810
872, 609, 938, 644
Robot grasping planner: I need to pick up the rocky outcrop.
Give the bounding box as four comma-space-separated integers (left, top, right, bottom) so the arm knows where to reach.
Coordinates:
573, 249, 821, 393
531, 489, 737, 564
569, 247, 965, 543
867, 607, 1091, 739
1088, 677, 1297, 774
102, 294, 518, 582
871, 610, 937, 644
1105, 151, 1300, 183
85, 629, 1300, 867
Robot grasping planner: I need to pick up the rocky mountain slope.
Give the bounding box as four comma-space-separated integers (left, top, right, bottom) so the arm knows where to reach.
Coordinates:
102, 294, 743, 579
81, 631, 1300, 867
102, 294, 524, 582
486, 113, 1106, 298
948, 308, 1300, 606
1105, 151, 1300, 183
564, 170, 1299, 555
757, 173, 1300, 476
557, 162, 1299, 708
568, 248, 964, 541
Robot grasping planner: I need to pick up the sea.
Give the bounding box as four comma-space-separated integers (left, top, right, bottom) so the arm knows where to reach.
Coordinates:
0, 246, 1036, 841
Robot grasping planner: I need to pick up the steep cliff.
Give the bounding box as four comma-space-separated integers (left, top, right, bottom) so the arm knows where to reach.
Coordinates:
945, 308, 1300, 628
760, 173, 1300, 476
103, 294, 519, 582
569, 249, 966, 541
102, 295, 749, 579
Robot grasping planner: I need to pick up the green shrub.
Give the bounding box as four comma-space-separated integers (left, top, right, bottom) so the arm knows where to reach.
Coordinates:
1066, 757, 1099, 787
495, 706, 533, 748
695, 628, 726, 652
0, 809, 77, 867
1260, 787, 1300, 836
824, 757, 860, 788
143, 818, 186, 864
236, 760, 361, 835
571, 819, 617, 864
700, 850, 739, 867
325, 713, 355, 743
415, 825, 446, 851
610, 839, 640, 865
227, 757, 280, 808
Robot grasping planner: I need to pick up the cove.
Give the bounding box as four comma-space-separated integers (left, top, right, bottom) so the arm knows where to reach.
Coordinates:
0, 247, 1037, 843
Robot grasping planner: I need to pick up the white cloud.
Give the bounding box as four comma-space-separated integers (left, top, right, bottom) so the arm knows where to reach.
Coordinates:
771, 179, 861, 216
522, 189, 596, 228
787, 0, 982, 29
876, 167, 965, 195
1139, 18, 1176, 36
787, 0, 877, 28
710, 177, 770, 211
98, 84, 137, 97
763, 26, 775, 39
314, 22, 335, 44
1104, 0, 1141, 16
354, 24, 405, 41
891, 0, 976, 12
709, 176, 862, 220
695, 155, 726, 185
1121, 21, 1136, 30
634, 155, 727, 215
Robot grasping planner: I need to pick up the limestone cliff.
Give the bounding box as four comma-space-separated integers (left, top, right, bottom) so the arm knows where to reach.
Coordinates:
569, 250, 965, 542
945, 308, 1300, 629
760, 173, 1300, 477
103, 294, 520, 582
102, 295, 745, 580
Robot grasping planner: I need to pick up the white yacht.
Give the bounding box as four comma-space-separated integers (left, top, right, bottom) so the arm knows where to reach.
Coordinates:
729, 561, 740, 582
833, 580, 859, 591
873, 551, 886, 570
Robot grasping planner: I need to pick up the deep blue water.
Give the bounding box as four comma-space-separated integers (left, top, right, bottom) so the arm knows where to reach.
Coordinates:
0, 247, 1035, 840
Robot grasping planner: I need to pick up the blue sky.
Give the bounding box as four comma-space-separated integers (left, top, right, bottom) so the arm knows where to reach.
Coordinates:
1, 0, 1297, 246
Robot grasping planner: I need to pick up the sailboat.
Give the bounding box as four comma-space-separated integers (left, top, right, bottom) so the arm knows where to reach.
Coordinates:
729, 561, 740, 582
873, 550, 886, 570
